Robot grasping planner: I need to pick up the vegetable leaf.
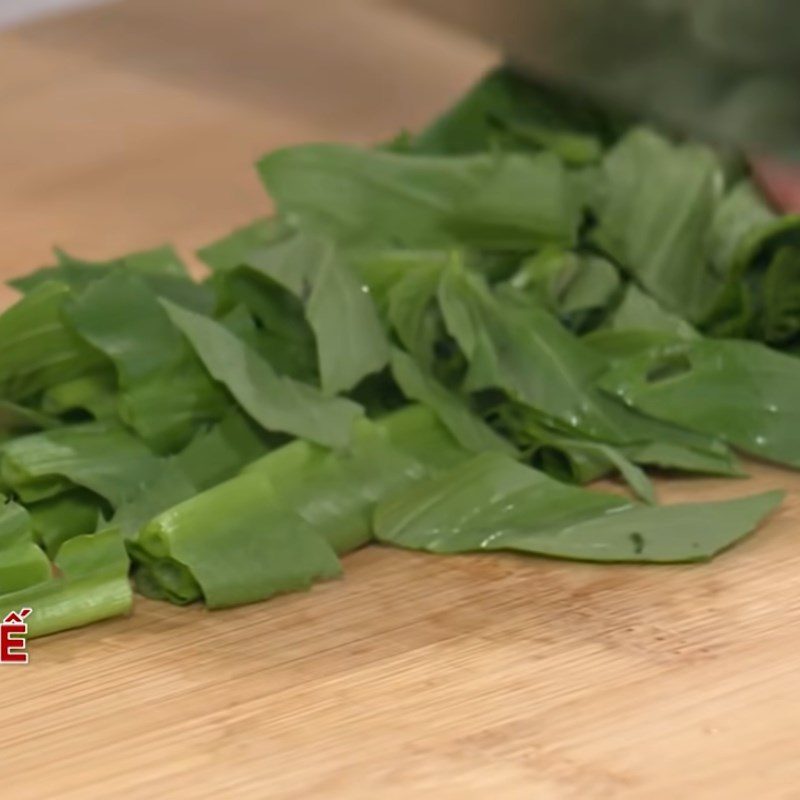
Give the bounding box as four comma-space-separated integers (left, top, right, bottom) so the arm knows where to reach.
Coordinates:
0, 498, 52, 593
163, 300, 363, 449
0, 281, 106, 402
65, 272, 227, 452
259, 145, 580, 250
390, 348, 514, 456
591, 128, 725, 321
375, 453, 782, 562
131, 406, 467, 606
599, 338, 800, 467
244, 232, 390, 394
0, 528, 131, 638
1, 423, 164, 506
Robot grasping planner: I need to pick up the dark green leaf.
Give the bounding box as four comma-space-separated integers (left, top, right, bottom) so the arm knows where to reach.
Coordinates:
509, 248, 621, 330
505, 411, 655, 502
65, 272, 227, 452
0, 402, 59, 435
411, 67, 610, 164
163, 300, 362, 449
245, 232, 390, 394
40, 370, 119, 421
390, 348, 514, 456
215, 271, 319, 382
175, 409, 270, 491
306, 239, 390, 394
760, 246, 800, 345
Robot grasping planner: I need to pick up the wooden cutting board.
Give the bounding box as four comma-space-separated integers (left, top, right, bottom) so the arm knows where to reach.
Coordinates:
2, 3, 800, 798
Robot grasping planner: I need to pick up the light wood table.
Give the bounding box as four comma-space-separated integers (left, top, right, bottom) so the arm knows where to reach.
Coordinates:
2, 2, 800, 798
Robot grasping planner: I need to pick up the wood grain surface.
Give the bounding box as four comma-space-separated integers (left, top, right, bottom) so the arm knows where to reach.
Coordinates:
2, 3, 800, 798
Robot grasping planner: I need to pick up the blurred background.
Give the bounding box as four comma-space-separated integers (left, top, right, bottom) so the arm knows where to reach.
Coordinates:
0, 0, 494, 302
0, 0, 108, 28
3, 0, 798, 309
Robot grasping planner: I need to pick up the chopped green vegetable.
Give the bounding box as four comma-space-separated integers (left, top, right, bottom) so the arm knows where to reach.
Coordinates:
241, 231, 390, 394
0, 498, 52, 593
28, 489, 103, 557
375, 453, 782, 562
65, 272, 227, 452
389, 348, 514, 456
1, 423, 163, 506
0, 402, 59, 435
600, 285, 699, 341
591, 128, 725, 322
510, 248, 622, 332
0, 66, 796, 637
259, 145, 581, 250
0, 282, 106, 402
131, 406, 463, 607
599, 339, 800, 467
197, 218, 287, 272
213, 271, 319, 382
0, 529, 132, 638
175, 409, 270, 491
410, 66, 615, 164
10, 244, 187, 294
40, 370, 118, 420
133, 472, 342, 608
163, 300, 363, 449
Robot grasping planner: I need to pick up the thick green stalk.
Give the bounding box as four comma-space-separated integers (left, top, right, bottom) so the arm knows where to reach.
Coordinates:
131, 405, 467, 607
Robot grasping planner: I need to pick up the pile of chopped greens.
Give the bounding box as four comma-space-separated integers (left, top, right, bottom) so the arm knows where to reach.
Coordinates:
3, 68, 798, 638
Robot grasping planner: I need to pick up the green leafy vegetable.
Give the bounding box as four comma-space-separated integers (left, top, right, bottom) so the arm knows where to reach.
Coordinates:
197, 218, 287, 272
0, 282, 106, 402
39, 370, 118, 420
174, 409, 269, 491
163, 300, 363, 449
0, 529, 131, 638
600, 284, 699, 341
0, 402, 59, 435
599, 338, 800, 467
133, 472, 342, 608
65, 272, 227, 452
438, 260, 740, 477
10, 245, 188, 294
259, 145, 580, 250
0, 66, 795, 637
390, 348, 514, 456
591, 128, 725, 322
510, 248, 621, 331
1, 423, 163, 506
131, 406, 465, 607
28, 489, 103, 557
375, 453, 782, 562
214, 271, 319, 382
0, 498, 51, 593
242, 231, 390, 394
410, 66, 614, 164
